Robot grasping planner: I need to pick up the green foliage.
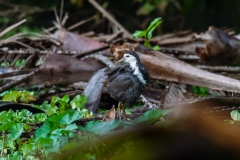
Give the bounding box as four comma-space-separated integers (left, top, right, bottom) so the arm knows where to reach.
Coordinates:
0, 110, 47, 123
14, 59, 26, 67
0, 90, 173, 159
133, 17, 162, 49
192, 86, 208, 96
35, 94, 90, 117
0, 109, 47, 158
59, 109, 172, 159
80, 109, 171, 135
0, 59, 26, 68
0, 62, 10, 67
0, 93, 91, 158
1, 90, 35, 103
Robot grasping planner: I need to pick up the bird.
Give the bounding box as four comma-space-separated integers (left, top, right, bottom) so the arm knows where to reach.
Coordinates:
105, 51, 149, 120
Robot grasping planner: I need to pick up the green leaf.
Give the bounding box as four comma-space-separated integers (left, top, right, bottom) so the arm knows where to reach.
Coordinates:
35, 121, 59, 139
192, 86, 208, 96
20, 90, 35, 103
50, 96, 58, 107
58, 94, 70, 109
132, 30, 146, 38
231, 110, 240, 121
21, 144, 33, 156
146, 17, 162, 40
61, 94, 70, 103
153, 45, 160, 50
133, 109, 172, 125
9, 151, 22, 160
14, 59, 26, 67
83, 119, 132, 135
9, 123, 23, 140
2, 91, 19, 102
65, 123, 78, 131
34, 113, 48, 122
0, 122, 15, 131
144, 41, 151, 48
199, 86, 207, 94
70, 95, 88, 110
192, 86, 198, 94
59, 110, 82, 125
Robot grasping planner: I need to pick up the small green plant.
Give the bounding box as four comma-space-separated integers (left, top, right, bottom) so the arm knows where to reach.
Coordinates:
14, 59, 26, 67
35, 94, 90, 117
133, 17, 162, 50
1, 90, 35, 103
192, 86, 208, 96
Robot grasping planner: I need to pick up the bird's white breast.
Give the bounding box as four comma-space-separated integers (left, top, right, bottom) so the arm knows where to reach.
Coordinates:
128, 60, 146, 84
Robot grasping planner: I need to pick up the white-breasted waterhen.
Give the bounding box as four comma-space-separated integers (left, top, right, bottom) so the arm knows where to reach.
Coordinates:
105, 51, 149, 120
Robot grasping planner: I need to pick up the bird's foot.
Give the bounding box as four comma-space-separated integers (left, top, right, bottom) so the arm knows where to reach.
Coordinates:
140, 95, 158, 110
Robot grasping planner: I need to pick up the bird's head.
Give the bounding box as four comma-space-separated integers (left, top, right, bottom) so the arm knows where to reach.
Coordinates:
116, 51, 141, 65
116, 51, 149, 84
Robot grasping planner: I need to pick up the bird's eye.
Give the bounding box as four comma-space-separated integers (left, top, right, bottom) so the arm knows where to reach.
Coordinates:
125, 55, 129, 58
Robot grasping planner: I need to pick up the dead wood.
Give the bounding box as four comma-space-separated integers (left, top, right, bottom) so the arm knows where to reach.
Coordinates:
88, 0, 131, 38
195, 26, 240, 65
27, 54, 105, 85
138, 51, 240, 93
0, 69, 38, 93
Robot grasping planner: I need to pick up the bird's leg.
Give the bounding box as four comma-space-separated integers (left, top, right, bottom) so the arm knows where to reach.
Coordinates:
117, 102, 127, 121
118, 102, 127, 121
140, 95, 158, 110
117, 102, 122, 120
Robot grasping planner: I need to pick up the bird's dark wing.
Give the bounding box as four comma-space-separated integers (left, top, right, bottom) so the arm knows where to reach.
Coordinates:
107, 72, 142, 106
105, 66, 121, 76
105, 63, 132, 82
106, 63, 131, 76
108, 74, 134, 92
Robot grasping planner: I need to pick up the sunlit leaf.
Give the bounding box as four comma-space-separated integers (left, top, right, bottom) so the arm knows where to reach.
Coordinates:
153, 45, 160, 50
132, 30, 146, 38
0, 122, 15, 131
2, 91, 19, 102
231, 110, 240, 121
70, 95, 87, 110
146, 17, 162, 40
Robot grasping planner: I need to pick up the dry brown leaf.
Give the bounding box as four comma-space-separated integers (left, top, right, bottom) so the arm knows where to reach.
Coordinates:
102, 106, 116, 122
54, 29, 107, 53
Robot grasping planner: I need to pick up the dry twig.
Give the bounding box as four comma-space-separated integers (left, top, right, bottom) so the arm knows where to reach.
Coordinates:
89, 0, 131, 38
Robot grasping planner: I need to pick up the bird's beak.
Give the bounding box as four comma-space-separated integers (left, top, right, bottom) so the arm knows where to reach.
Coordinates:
115, 57, 125, 65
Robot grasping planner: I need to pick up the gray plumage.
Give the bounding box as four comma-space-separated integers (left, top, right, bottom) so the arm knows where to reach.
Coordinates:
105, 51, 149, 107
